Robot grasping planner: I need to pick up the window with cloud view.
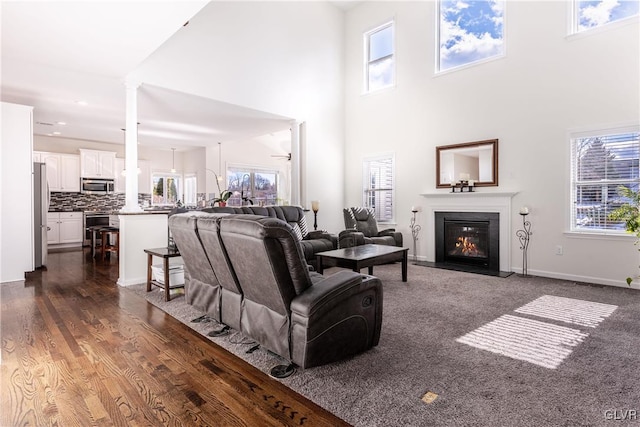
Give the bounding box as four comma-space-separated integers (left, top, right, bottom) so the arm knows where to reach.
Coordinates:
438, 0, 504, 72
574, 0, 639, 33
365, 21, 395, 92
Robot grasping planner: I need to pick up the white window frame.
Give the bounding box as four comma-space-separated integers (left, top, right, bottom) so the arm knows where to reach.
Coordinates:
227, 164, 280, 206
183, 174, 197, 207
151, 172, 183, 207
569, 0, 639, 36
362, 153, 396, 223
435, 0, 506, 74
569, 125, 640, 235
363, 20, 396, 94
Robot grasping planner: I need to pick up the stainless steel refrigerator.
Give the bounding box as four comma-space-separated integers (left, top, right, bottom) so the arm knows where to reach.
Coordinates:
34, 162, 48, 268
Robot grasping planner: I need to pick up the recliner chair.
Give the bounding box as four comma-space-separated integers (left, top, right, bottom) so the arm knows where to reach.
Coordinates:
339, 207, 403, 248
217, 215, 383, 371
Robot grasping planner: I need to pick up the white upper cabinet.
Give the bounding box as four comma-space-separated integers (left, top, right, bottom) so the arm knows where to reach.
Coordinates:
35, 151, 80, 192
80, 149, 116, 179
60, 154, 80, 191
42, 152, 61, 190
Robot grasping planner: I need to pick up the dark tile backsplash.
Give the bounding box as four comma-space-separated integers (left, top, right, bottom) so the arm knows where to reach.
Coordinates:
49, 192, 152, 212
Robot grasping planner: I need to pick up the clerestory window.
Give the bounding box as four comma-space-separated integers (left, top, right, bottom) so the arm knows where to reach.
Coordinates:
437, 0, 505, 72
364, 21, 395, 93
573, 0, 639, 34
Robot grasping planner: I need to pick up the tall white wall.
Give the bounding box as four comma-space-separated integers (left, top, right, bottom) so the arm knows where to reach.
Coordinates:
344, 2, 639, 287
1, 102, 34, 283
131, 1, 345, 231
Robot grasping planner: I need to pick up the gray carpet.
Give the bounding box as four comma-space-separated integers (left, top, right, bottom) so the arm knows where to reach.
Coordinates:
127, 264, 640, 426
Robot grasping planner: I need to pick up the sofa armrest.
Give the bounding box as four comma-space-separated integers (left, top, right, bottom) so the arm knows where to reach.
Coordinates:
338, 230, 365, 248
290, 270, 381, 318
290, 270, 383, 367
379, 229, 403, 247
306, 230, 329, 240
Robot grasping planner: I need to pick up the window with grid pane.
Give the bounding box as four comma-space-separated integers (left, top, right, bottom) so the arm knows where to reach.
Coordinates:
226, 166, 278, 207
365, 21, 394, 93
363, 155, 395, 223
152, 173, 182, 206
571, 130, 640, 232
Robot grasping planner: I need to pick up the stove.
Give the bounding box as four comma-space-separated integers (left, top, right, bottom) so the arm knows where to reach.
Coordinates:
83, 211, 110, 246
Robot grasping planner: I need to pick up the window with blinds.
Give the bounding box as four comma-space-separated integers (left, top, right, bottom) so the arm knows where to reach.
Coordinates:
570, 130, 640, 232
363, 154, 395, 223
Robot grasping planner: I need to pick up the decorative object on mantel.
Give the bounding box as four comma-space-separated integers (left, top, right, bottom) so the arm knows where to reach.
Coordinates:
409, 206, 422, 262
450, 179, 475, 193
311, 200, 320, 230
516, 206, 532, 277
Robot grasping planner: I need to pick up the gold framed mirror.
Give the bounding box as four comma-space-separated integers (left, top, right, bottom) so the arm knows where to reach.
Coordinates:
436, 139, 498, 188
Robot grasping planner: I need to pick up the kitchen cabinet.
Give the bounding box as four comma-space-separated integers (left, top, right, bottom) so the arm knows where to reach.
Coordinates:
34, 151, 80, 192
47, 212, 83, 245
80, 149, 116, 179
115, 157, 151, 194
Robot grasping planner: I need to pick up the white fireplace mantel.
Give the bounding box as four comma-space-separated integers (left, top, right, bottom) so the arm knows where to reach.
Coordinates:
420, 191, 519, 272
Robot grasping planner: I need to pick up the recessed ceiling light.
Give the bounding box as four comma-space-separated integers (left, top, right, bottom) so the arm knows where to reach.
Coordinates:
56, 121, 67, 125
53, 131, 61, 135
75, 100, 88, 106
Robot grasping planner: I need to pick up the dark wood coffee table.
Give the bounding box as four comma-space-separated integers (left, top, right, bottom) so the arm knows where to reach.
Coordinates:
316, 244, 409, 282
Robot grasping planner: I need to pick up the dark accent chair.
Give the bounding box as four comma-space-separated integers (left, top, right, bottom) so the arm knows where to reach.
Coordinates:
201, 205, 336, 269
168, 212, 383, 369
339, 207, 403, 248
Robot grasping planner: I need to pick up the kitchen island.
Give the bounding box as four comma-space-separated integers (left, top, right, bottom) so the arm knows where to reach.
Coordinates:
116, 210, 182, 287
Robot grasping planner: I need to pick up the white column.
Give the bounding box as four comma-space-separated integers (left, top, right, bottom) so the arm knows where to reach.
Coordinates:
290, 120, 301, 206
121, 81, 142, 213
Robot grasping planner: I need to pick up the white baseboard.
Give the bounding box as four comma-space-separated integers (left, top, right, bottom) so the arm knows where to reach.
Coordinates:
519, 268, 639, 290
117, 277, 146, 287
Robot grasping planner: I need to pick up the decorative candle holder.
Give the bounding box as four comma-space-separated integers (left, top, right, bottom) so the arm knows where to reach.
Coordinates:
409, 208, 422, 262
450, 180, 475, 193
516, 209, 532, 277
311, 200, 319, 231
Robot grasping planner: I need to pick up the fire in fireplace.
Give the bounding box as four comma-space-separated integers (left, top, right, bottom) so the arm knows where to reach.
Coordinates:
435, 211, 499, 273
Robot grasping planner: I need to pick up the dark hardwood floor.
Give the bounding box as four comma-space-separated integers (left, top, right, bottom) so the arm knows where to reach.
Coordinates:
1, 248, 350, 426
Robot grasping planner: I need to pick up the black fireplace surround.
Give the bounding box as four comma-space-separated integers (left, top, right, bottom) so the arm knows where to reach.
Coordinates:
435, 211, 500, 274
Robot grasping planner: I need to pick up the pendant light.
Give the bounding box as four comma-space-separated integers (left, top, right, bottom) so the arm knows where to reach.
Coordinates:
171, 148, 176, 173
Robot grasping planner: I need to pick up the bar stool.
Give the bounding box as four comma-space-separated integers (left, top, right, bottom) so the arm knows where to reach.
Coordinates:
88, 226, 103, 258
100, 227, 120, 260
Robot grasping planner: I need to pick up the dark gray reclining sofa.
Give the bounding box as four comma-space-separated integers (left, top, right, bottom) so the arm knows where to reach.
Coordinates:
169, 212, 383, 370
202, 205, 336, 269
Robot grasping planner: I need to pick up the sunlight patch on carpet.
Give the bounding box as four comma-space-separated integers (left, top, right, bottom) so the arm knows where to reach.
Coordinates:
456, 314, 589, 369
514, 295, 618, 328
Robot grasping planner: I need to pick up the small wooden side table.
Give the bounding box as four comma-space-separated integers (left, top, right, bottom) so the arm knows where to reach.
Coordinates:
144, 247, 182, 301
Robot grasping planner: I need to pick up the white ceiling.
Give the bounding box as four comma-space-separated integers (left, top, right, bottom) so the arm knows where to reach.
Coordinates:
0, 1, 294, 151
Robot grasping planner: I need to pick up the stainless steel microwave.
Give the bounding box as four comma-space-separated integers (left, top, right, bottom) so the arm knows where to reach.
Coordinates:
81, 178, 115, 194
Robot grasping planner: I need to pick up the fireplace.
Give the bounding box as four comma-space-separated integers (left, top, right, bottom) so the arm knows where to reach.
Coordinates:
435, 211, 500, 274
